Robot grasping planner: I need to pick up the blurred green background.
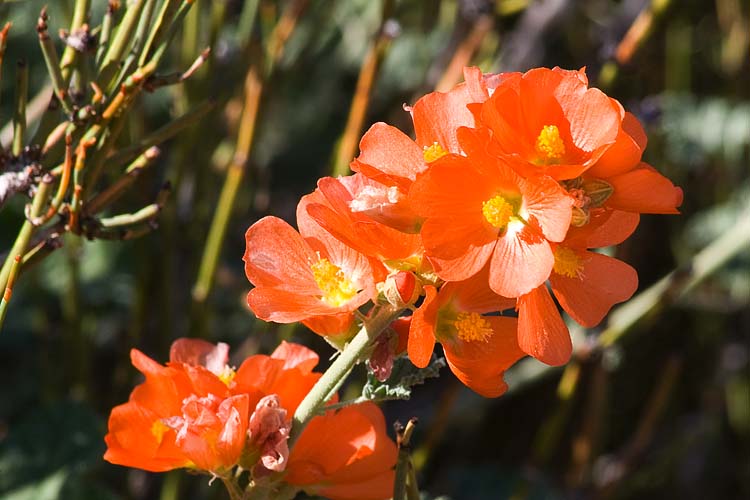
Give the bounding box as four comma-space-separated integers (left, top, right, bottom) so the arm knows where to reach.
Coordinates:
0, 0, 748, 499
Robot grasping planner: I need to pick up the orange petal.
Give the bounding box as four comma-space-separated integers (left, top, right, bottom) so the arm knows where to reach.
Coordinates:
169, 338, 229, 375
412, 68, 487, 153
287, 403, 397, 500
243, 216, 318, 293
442, 316, 524, 397
587, 111, 646, 178
352, 122, 425, 182
564, 209, 640, 249
517, 285, 571, 365
606, 165, 683, 214
520, 175, 573, 242
489, 223, 554, 297
408, 285, 438, 368
271, 341, 319, 372
551, 250, 638, 327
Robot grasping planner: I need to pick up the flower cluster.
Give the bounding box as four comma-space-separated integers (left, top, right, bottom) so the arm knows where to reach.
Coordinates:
105, 339, 397, 499
243, 66, 682, 396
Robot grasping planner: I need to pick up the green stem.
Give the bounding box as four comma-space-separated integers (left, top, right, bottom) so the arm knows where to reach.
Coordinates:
12, 60, 28, 156
0, 178, 52, 333
60, 0, 90, 82
289, 305, 403, 445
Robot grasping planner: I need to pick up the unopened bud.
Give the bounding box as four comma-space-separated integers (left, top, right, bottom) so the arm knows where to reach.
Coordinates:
381, 271, 421, 308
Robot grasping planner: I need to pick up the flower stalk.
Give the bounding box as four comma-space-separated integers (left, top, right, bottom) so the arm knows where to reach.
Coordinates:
289, 304, 403, 445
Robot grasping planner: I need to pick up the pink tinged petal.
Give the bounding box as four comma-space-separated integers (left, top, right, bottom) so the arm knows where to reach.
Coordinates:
489, 222, 554, 298
558, 86, 620, 155
216, 395, 250, 467
248, 395, 291, 472
517, 285, 571, 366
270, 341, 319, 372
606, 165, 684, 214
352, 122, 425, 181
551, 251, 638, 327
520, 176, 574, 242
243, 216, 318, 293
169, 338, 229, 375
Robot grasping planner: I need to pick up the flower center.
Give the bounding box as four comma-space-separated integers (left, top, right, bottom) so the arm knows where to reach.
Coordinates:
553, 247, 582, 278
452, 312, 493, 342
482, 195, 514, 229
218, 365, 236, 386
151, 419, 170, 444
423, 142, 448, 163
535, 125, 565, 163
310, 257, 358, 307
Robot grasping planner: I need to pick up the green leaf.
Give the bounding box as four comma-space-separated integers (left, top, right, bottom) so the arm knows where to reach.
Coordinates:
362, 355, 445, 402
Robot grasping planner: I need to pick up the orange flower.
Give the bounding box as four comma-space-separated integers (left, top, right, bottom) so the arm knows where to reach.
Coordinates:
349, 67, 493, 232
408, 140, 573, 298
408, 267, 524, 397
477, 67, 622, 180
104, 339, 249, 473
517, 210, 641, 365
105, 340, 397, 498
243, 200, 378, 325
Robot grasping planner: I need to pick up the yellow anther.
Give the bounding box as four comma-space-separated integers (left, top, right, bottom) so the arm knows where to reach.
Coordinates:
482, 195, 514, 229
423, 142, 448, 163
151, 419, 170, 444
311, 257, 358, 307
218, 365, 236, 386
452, 312, 493, 342
553, 246, 582, 278
535, 125, 566, 163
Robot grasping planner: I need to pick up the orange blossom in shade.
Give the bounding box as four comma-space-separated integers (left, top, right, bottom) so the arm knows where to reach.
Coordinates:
243, 207, 378, 325
408, 137, 574, 298
408, 267, 524, 397
516, 209, 641, 365
476, 67, 623, 181
104, 339, 249, 473
348, 67, 492, 231
105, 339, 398, 497
285, 402, 398, 500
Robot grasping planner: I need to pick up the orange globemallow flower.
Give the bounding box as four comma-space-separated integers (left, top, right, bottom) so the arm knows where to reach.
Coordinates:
517, 209, 641, 365
477, 67, 623, 181
104, 339, 249, 473
409, 137, 573, 298
408, 267, 524, 397
243, 200, 378, 326
105, 339, 397, 499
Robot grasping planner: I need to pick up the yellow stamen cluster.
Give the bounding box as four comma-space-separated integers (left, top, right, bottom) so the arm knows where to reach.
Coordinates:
311, 257, 358, 307
151, 419, 169, 444
423, 142, 448, 163
218, 365, 236, 386
553, 246, 582, 278
452, 312, 493, 342
535, 125, 566, 163
482, 195, 514, 229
